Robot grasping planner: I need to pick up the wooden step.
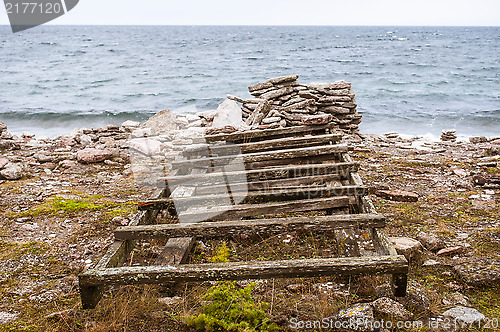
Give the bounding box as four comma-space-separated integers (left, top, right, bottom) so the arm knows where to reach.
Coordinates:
196, 124, 335, 144
184, 133, 342, 157
177, 196, 350, 223
162, 162, 358, 187
137, 185, 367, 211
114, 213, 386, 241
172, 144, 348, 169
79, 255, 408, 287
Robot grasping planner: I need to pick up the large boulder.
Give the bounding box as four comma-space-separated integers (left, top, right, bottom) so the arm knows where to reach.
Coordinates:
144, 109, 177, 135
212, 99, 243, 129
76, 148, 112, 164
0, 163, 23, 180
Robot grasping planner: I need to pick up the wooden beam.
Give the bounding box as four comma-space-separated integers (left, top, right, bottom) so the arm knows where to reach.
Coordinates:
162, 162, 358, 187
178, 196, 350, 223
155, 237, 196, 265
114, 214, 386, 241
194, 174, 342, 195
196, 124, 334, 144
172, 145, 347, 169
137, 185, 367, 211
79, 188, 166, 309
335, 229, 361, 257
79, 255, 408, 287
184, 134, 341, 156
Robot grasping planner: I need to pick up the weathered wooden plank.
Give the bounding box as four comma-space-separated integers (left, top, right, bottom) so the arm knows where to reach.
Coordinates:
178, 196, 350, 222
162, 162, 358, 187
195, 124, 334, 144
172, 145, 348, 169
335, 229, 361, 257
79, 255, 408, 287
80, 188, 165, 309
114, 214, 386, 241
194, 174, 342, 195
184, 134, 341, 157
138, 185, 367, 211
155, 237, 196, 265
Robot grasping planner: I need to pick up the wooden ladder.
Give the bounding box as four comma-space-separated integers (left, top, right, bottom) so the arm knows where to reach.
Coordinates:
79, 124, 408, 309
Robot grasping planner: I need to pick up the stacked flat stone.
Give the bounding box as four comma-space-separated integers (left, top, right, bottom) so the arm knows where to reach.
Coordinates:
441, 129, 457, 142
227, 75, 361, 132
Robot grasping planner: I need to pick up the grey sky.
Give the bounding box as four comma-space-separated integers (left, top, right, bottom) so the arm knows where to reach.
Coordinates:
1, 0, 499, 26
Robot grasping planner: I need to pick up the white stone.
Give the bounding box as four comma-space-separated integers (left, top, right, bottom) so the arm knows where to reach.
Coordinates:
0, 163, 23, 180
0, 311, 18, 324
212, 99, 243, 128
121, 120, 141, 132
144, 109, 177, 135
442, 306, 485, 325
128, 138, 162, 156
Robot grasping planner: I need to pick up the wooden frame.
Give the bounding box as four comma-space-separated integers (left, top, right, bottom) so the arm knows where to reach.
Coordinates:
79, 124, 408, 309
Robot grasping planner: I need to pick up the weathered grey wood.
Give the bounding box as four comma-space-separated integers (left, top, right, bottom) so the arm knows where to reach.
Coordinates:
194, 174, 342, 195
155, 237, 196, 265
162, 162, 357, 187
138, 185, 366, 211
184, 134, 341, 157
178, 196, 349, 222
335, 229, 361, 257
115, 214, 386, 241
196, 124, 333, 144
80, 188, 165, 309
172, 145, 347, 169
79, 255, 408, 287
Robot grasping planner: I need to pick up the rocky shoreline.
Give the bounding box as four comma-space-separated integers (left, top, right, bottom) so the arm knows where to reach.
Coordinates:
0, 77, 499, 330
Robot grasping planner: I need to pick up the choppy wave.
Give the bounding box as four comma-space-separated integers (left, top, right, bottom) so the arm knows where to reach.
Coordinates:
0, 25, 499, 137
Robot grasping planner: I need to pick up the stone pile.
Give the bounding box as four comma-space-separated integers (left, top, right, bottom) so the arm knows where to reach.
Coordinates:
441, 129, 457, 142
226, 74, 362, 132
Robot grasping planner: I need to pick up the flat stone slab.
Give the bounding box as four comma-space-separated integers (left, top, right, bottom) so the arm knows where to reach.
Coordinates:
376, 189, 419, 202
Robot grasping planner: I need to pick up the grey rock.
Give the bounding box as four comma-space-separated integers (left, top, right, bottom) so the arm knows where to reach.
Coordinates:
371, 297, 414, 320
212, 99, 243, 128
34, 151, 54, 163
0, 163, 23, 180
442, 306, 485, 325
76, 148, 112, 164
128, 138, 162, 156
0, 121, 7, 133
417, 232, 445, 251
266, 74, 299, 85
0, 157, 9, 169
0, 311, 18, 325
144, 109, 177, 135
454, 258, 500, 286
442, 292, 471, 307
121, 120, 141, 133
376, 281, 430, 314
331, 303, 375, 331
389, 237, 423, 262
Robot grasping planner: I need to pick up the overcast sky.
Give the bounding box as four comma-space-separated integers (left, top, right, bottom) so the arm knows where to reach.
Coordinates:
1, 0, 499, 26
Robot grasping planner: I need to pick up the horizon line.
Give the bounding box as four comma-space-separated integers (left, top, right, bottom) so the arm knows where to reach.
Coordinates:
1, 24, 500, 27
